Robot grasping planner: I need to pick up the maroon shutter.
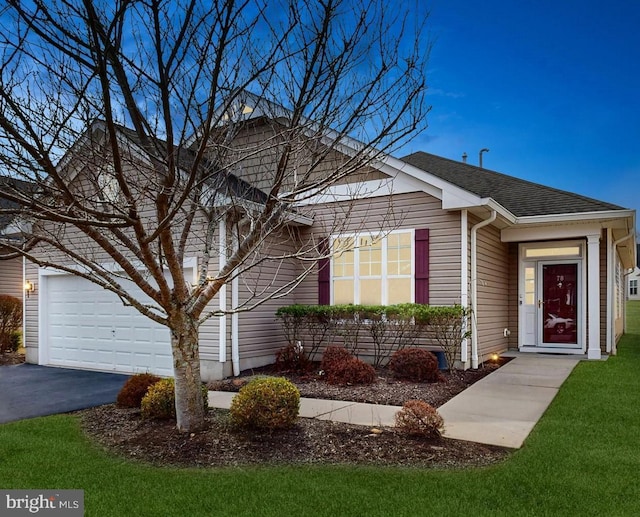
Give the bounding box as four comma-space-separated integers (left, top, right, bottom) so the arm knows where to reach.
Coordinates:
318, 238, 330, 305
415, 229, 430, 304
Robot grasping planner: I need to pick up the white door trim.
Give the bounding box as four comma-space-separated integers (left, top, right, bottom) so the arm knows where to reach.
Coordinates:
518, 241, 587, 353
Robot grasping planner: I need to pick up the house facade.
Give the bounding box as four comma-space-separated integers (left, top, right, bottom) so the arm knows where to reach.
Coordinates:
627, 245, 640, 301
17, 108, 637, 380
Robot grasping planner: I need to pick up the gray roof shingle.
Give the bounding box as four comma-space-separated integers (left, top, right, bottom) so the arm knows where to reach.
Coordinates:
401, 151, 625, 217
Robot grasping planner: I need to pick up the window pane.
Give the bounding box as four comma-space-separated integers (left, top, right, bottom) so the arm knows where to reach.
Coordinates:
333, 279, 354, 304
360, 279, 381, 305
359, 236, 382, 276
388, 278, 411, 304
388, 231, 412, 276
333, 237, 354, 278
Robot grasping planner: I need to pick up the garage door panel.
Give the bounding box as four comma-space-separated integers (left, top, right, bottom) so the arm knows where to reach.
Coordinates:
44, 274, 179, 376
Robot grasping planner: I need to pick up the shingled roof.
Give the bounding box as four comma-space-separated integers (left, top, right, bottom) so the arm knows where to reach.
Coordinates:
401, 151, 624, 218
116, 124, 268, 205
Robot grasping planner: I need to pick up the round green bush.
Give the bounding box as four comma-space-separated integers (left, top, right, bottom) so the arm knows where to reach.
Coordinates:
140, 378, 209, 420
117, 373, 161, 408
229, 377, 300, 430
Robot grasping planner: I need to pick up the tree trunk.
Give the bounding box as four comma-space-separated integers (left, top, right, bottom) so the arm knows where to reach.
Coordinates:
170, 310, 206, 432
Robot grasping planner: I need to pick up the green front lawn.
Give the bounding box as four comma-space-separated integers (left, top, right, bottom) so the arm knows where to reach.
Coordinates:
2, 304, 640, 516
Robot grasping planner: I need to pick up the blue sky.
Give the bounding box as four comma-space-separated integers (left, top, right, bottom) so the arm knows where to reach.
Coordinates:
399, 0, 639, 224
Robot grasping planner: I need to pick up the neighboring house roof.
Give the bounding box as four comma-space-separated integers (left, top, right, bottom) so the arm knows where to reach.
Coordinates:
0, 176, 34, 232
401, 151, 625, 218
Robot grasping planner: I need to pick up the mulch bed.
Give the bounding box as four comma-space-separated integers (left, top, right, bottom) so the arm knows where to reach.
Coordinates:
79, 358, 512, 469
0, 351, 25, 366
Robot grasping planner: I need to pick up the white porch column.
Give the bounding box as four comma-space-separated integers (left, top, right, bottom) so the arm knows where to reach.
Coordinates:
587, 234, 601, 359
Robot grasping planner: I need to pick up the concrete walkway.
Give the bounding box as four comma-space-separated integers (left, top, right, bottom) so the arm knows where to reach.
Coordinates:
208, 391, 402, 428
208, 354, 580, 449
437, 355, 580, 448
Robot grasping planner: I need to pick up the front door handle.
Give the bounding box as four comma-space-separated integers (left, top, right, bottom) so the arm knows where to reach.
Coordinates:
538, 300, 544, 308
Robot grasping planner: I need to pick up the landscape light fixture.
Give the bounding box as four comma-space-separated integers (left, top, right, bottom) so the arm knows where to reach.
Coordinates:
24, 280, 34, 298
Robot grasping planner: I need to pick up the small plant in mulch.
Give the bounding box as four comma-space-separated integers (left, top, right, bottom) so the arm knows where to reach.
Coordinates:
275, 343, 312, 374
229, 377, 300, 430
325, 357, 376, 386
319, 345, 353, 375
140, 378, 209, 420
388, 348, 442, 383
117, 373, 161, 408
395, 400, 444, 438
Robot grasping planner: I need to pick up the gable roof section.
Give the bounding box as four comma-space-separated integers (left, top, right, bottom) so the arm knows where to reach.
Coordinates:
401, 151, 624, 218
115, 124, 269, 206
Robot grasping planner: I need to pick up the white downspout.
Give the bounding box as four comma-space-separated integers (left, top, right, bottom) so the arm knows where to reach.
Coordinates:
610, 231, 634, 355
218, 218, 227, 364
460, 210, 469, 366
606, 228, 613, 354
470, 210, 497, 369
231, 230, 240, 376
22, 255, 26, 351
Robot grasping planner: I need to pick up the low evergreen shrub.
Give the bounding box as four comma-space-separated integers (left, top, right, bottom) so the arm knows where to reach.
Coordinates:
229, 377, 300, 430
140, 378, 209, 420
117, 373, 162, 408
320, 345, 353, 375
275, 343, 311, 373
388, 348, 441, 382
326, 357, 376, 386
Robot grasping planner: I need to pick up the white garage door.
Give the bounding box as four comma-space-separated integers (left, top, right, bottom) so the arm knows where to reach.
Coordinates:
44, 274, 173, 376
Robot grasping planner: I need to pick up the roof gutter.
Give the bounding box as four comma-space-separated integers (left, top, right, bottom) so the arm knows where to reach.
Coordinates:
515, 209, 636, 225
470, 209, 497, 369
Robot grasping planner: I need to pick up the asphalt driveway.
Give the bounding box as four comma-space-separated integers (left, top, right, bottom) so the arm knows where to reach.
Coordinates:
0, 364, 130, 424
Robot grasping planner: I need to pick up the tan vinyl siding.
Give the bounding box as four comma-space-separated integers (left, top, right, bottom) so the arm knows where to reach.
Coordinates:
472, 215, 510, 360
215, 121, 387, 196
24, 260, 39, 363
0, 254, 22, 299
234, 230, 301, 370
296, 191, 462, 307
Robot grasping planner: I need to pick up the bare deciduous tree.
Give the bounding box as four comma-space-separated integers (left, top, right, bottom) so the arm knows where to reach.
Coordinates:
0, 0, 430, 432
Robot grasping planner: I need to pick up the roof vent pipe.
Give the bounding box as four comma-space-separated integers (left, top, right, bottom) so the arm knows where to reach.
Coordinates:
479, 148, 489, 168
462, 152, 468, 163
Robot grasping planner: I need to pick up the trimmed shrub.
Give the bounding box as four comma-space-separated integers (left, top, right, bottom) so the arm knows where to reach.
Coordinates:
5, 330, 21, 352
395, 400, 444, 438
326, 357, 376, 386
320, 345, 353, 375
230, 377, 300, 430
0, 295, 22, 353
140, 378, 209, 420
388, 348, 441, 383
117, 373, 161, 408
275, 343, 311, 373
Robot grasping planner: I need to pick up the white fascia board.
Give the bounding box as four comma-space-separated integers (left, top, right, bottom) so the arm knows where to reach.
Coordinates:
293, 174, 432, 206
514, 209, 635, 227
502, 222, 606, 242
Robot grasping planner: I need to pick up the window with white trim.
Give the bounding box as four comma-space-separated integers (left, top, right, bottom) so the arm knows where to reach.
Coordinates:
631, 279, 638, 296
331, 230, 413, 305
